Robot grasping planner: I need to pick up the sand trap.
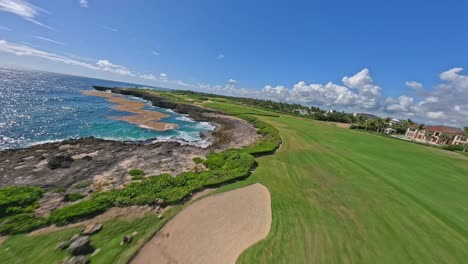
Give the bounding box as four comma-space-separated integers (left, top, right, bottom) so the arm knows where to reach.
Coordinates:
83, 90, 176, 131
131, 183, 272, 264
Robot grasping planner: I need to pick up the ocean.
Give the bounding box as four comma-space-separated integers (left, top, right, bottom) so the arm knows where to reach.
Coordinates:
0, 67, 214, 150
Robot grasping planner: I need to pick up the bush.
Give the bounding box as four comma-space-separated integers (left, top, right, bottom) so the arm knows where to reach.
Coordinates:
64, 193, 85, 202
129, 169, 145, 180
239, 115, 281, 155
0, 186, 43, 216
441, 144, 464, 151
49, 197, 112, 225
48, 149, 256, 224
192, 157, 203, 164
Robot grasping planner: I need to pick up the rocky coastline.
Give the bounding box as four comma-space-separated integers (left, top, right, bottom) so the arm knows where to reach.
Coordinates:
0, 87, 257, 216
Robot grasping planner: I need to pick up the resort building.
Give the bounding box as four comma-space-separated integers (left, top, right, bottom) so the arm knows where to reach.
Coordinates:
405, 125, 467, 146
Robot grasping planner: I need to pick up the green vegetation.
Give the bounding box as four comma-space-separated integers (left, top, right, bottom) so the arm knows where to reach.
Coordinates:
0, 186, 47, 235
64, 193, 85, 202
158, 90, 468, 263
0, 208, 181, 264
192, 157, 203, 164
49, 149, 256, 225
236, 115, 468, 263
129, 169, 145, 180
0, 186, 43, 216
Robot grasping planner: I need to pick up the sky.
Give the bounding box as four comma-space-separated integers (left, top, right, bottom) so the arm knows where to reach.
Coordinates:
0, 0, 468, 127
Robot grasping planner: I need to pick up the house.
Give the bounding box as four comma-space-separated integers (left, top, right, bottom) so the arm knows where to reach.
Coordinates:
388, 118, 401, 127
384, 128, 397, 135
405, 125, 467, 146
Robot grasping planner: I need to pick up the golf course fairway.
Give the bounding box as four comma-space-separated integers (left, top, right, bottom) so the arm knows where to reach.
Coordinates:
227, 112, 468, 263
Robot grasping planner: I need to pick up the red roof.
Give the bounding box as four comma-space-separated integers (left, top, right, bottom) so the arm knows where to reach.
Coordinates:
424, 126, 464, 135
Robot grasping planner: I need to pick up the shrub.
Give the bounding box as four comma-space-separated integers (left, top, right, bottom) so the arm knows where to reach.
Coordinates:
64, 193, 85, 202
441, 144, 464, 151
49, 197, 112, 225
192, 157, 203, 164
48, 149, 255, 225
0, 186, 43, 216
129, 169, 145, 180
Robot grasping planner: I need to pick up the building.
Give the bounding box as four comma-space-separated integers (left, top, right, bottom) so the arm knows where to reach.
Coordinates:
405, 125, 467, 146
384, 128, 397, 135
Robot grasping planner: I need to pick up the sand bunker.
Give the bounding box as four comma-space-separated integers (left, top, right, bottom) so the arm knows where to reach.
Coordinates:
131, 183, 272, 264
83, 90, 177, 131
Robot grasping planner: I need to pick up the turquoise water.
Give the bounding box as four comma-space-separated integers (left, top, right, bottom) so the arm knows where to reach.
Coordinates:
0, 67, 214, 150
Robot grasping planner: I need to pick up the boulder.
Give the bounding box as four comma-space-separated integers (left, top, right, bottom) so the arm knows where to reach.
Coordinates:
48, 155, 74, 170
82, 155, 93, 161
154, 198, 165, 206
121, 235, 132, 245
66, 255, 89, 264
56, 242, 68, 250
82, 224, 102, 235
68, 236, 93, 255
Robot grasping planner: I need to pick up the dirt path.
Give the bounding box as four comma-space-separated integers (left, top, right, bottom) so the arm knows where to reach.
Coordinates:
131, 183, 272, 264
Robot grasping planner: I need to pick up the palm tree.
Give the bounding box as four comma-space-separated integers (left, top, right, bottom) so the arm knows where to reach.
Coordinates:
440, 133, 452, 145
463, 127, 468, 152
424, 130, 433, 144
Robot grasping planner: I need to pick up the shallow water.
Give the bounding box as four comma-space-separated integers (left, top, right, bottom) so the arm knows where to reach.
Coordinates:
0, 67, 214, 150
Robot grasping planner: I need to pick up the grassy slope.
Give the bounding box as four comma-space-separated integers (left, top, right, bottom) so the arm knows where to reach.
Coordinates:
0, 207, 181, 264
195, 99, 468, 263
236, 114, 468, 264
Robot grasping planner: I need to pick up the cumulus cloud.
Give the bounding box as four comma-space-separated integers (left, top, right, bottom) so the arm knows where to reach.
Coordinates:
79, 0, 88, 8
0, 0, 53, 29
96, 59, 133, 76
159, 73, 168, 81
405, 81, 423, 90
426, 111, 447, 120
140, 74, 157, 80
384, 95, 414, 112
386, 68, 468, 126
342, 68, 382, 109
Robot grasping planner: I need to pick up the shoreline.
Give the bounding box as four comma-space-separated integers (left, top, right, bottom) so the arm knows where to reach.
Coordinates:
0, 88, 258, 216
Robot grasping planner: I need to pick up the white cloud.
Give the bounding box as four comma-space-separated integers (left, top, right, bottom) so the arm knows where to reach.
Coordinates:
385, 95, 414, 112
96, 59, 133, 76
216, 54, 225, 60
228, 79, 237, 84
140, 74, 157, 80
101, 25, 118, 32
79, 0, 88, 8
0, 25, 11, 31
384, 68, 468, 126
342, 68, 382, 109
34, 36, 65, 45
151, 51, 159, 56
159, 73, 168, 81
0, 39, 97, 69
427, 111, 446, 120
0, 0, 53, 29
405, 81, 423, 90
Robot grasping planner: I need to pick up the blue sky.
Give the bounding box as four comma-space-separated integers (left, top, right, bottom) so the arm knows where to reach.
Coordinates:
1, 0, 468, 126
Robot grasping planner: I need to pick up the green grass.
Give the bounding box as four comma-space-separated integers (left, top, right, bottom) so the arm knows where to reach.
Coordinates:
236, 115, 468, 264
455, 150, 468, 157
0, 207, 181, 264
153, 90, 468, 263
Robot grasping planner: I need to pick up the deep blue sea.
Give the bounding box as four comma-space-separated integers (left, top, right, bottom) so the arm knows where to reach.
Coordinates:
0, 67, 214, 150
